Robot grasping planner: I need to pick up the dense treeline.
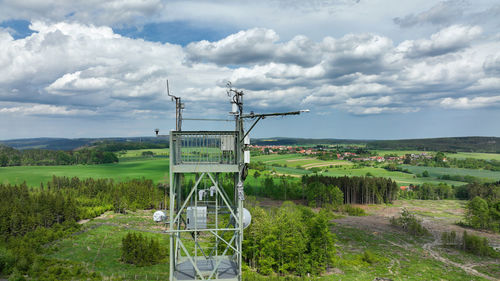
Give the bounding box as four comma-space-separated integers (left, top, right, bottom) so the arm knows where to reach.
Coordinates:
399, 183, 454, 200
459, 181, 500, 232
0, 145, 118, 166
0, 137, 169, 151
304, 181, 343, 208
246, 177, 303, 201
95, 141, 168, 152
0, 176, 164, 238
0, 176, 164, 279
243, 201, 336, 276
0, 182, 79, 237
302, 175, 399, 204
367, 136, 500, 153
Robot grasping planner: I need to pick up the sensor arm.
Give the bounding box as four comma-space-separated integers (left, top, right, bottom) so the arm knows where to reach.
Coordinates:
240, 109, 309, 141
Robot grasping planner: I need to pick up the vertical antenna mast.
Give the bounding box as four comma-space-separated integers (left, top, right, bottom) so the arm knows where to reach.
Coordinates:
167, 80, 183, 131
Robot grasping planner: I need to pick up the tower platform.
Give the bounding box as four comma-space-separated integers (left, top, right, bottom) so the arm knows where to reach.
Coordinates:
174, 256, 238, 281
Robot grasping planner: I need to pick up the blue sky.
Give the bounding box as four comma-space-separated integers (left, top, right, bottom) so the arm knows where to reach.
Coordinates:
0, 0, 499, 140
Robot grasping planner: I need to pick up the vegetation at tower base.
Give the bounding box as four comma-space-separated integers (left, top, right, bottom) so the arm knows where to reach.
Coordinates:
302, 175, 399, 205
243, 200, 336, 276
121, 232, 166, 266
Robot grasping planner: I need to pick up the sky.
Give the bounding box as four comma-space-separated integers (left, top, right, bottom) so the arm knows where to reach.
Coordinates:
0, 0, 499, 140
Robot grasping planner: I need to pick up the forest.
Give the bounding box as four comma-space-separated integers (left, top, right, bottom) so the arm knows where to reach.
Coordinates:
0, 145, 118, 166
366, 136, 500, 153
398, 183, 454, 200
0, 177, 164, 278
93, 141, 168, 152
302, 175, 399, 204
243, 201, 336, 276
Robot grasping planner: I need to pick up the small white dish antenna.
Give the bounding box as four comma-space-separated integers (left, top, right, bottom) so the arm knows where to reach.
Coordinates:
230, 208, 252, 229
153, 210, 166, 222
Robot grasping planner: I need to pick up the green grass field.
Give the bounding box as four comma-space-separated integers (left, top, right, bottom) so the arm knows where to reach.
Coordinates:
0, 158, 170, 187
118, 148, 169, 158
449, 152, 500, 161
401, 165, 500, 182
48, 211, 171, 280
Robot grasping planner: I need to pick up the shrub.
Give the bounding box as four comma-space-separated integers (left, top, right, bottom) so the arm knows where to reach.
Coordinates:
340, 205, 366, 216
462, 231, 500, 257
441, 230, 457, 246
121, 232, 165, 266
390, 208, 429, 237
360, 250, 378, 264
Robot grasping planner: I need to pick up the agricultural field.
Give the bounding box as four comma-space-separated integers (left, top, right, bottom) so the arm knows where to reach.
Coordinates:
118, 148, 169, 158
449, 152, 500, 161
0, 158, 170, 187
255, 153, 466, 186
402, 165, 500, 182
254, 154, 352, 168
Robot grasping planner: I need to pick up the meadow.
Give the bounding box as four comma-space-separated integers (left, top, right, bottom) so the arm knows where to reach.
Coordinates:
0, 158, 170, 187
48, 211, 171, 280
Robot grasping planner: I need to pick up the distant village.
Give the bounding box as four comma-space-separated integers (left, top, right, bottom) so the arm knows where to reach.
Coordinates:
249, 144, 443, 163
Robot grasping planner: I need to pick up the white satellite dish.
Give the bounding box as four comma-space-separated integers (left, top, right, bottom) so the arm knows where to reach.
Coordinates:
153, 210, 166, 222
230, 208, 252, 229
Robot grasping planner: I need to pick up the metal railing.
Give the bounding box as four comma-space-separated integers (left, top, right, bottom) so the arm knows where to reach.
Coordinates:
171, 131, 237, 165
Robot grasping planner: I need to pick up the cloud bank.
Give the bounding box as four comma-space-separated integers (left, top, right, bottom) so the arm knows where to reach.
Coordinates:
0, 21, 499, 123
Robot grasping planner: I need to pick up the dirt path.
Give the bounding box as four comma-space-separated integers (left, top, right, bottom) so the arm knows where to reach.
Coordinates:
422, 237, 497, 281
